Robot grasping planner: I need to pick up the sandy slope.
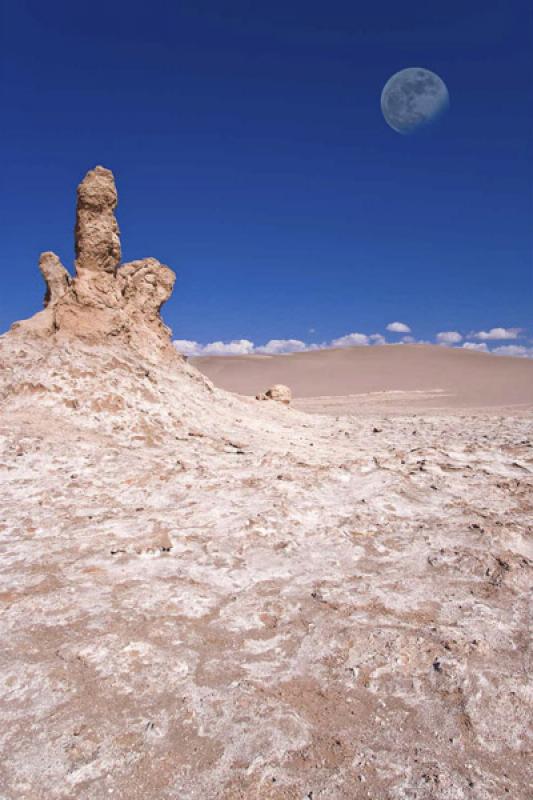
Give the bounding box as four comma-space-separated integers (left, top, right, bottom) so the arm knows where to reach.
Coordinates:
1, 329, 532, 800
192, 345, 533, 413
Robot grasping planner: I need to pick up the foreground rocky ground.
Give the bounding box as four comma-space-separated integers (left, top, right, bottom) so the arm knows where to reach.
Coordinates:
1, 331, 532, 799
1, 168, 531, 799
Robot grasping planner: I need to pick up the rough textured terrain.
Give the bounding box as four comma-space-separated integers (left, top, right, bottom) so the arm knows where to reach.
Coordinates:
1, 168, 531, 800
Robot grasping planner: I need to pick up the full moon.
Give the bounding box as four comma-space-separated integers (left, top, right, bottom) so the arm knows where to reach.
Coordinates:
381, 67, 449, 134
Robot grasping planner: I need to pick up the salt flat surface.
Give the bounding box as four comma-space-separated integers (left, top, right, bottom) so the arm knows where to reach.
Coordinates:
1, 332, 531, 799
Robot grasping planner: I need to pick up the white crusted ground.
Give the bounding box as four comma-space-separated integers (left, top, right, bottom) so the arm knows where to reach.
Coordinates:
0, 331, 531, 799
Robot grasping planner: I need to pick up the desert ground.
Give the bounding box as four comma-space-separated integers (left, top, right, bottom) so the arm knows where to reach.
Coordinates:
192, 344, 533, 415
1, 168, 532, 800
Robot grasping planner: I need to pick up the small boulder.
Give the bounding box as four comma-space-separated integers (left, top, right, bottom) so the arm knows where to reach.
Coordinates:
256, 384, 292, 405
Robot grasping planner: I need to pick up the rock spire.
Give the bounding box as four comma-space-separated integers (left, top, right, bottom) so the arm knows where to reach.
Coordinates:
75, 166, 121, 275
17, 166, 177, 357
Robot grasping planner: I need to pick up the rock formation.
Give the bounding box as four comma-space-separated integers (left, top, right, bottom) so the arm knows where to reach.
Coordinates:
16, 166, 176, 358
256, 383, 292, 404
75, 166, 121, 275
39, 251, 71, 306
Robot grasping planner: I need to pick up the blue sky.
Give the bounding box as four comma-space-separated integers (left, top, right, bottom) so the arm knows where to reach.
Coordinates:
1, 0, 532, 354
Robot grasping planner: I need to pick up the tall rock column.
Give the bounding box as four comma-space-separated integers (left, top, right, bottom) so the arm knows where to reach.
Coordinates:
66, 166, 124, 329
75, 166, 121, 275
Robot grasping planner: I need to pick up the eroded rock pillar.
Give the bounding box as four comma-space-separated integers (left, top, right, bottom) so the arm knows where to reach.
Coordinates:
75, 166, 121, 276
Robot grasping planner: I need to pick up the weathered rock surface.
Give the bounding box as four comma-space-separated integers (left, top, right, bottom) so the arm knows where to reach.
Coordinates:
75, 165, 121, 275
16, 166, 176, 358
257, 383, 292, 404
39, 251, 71, 306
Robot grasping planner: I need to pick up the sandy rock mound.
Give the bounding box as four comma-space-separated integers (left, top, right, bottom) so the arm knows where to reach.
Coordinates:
0, 167, 302, 445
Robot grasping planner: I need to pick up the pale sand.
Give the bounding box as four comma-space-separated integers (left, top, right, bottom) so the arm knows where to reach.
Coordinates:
192, 344, 533, 414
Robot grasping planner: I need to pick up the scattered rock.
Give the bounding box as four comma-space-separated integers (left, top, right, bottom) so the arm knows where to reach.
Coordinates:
256, 384, 292, 405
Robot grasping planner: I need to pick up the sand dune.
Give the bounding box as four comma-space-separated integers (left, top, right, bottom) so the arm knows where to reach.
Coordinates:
192, 344, 533, 412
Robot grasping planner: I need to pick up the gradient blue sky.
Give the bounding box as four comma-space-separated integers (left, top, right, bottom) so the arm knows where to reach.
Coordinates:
1, 0, 531, 351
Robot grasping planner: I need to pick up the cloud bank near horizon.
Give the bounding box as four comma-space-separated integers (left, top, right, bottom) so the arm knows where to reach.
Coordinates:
174, 324, 533, 359
174, 333, 386, 357
436, 331, 463, 344
472, 327, 521, 341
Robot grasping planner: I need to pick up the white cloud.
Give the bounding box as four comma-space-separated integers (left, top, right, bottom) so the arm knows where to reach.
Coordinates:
330, 332, 369, 348
462, 342, 488, 352
473, 327, 521, 341
401, 335, 415, 343
386, 321, 411, 334
256, 339, 307, 355
173, 339, 203, 356
330, 332, 387, 348
202, 339, 255, 356
436, 331, 463, 345
491, 345, 533, 358
174, 338, 255, 356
